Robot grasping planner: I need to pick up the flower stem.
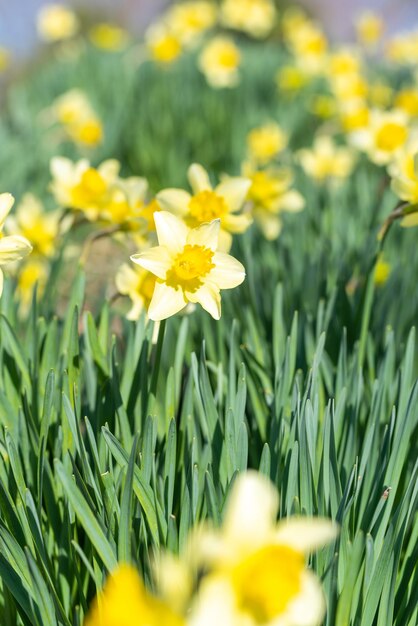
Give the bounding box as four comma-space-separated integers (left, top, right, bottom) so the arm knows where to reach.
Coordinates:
147, 319, 166, 416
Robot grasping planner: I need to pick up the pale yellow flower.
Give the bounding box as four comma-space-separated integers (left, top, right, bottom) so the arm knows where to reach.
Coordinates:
67, 117, 103, 147
368, 81, 393, 109
16, 258, 49, 314
246, 123, 288, 166
157, 163, 251, 251
386, 30, 418, 65
0, 47, 11, 72
374, 256, 391, 286
276, 65, 308, 94
51, 89, 103, 148
298, 136, 356, 182
131, 212, 245, 321
395, 88, 418, 118
89, 23, 129, 51
328, 48, 362, 79
116, 264, 156, 320
6, 194, 61, 257
0, 194, 32, 297
310, 94, 337, 119
388, 139, 418, 225
246, 167, 305, 240
339, 100, 370, 132
355, 10, 384, 47
146, 24, 182, 64
285, 21, 328, 75
198, 37, 241, 89
189, 471, 338, 626
84, 564, 184, 626
350, 109, 409, 165
37, 4, 79, 42
166, 1, 217, 45
220, 0, 277, 39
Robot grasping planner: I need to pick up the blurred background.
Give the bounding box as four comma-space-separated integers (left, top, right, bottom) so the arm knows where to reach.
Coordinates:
1, 0, 418, 58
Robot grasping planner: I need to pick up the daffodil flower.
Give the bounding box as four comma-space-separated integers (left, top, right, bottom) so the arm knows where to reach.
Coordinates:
0, 193, 32, 296
220, 0, 277, 39
131, 211, 245, 321
189, 471, 338, 626
198, 37, 242, 88
157, 164, 251, 251
298, 136, 356, 182
350, 109, 409, 166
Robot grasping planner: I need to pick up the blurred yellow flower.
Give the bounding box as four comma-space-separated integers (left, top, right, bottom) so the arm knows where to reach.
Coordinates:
84, 564, 184, 626
16, 258, 49, 314
67, 117, 104, 147
351, 109, 408, 165
146, 24, 182, 64
166, 1, 217, 45
246, 123, 288, 166
189, 471, 338, 626
198, 36, 241, 88
276, 65, 308, 94
298, 136, 356, 182
37, 3, 79, 42
89, 23, 129, 51
246, 167, 305, 240
157, 163, 251, 251
386, 30, 418, 65
6, 194, 61, 257
221, 0, 277, 39
328, 48, 362, 78
355, 11, 384, 47
374, 256, 391, 286
388, 140, 418, 217
51, 89, 103, 148
0, 47, 11, 72
0, 193, 32, 297
395, 88, 418, 118
116, 264, 156, 320
368, 81, 393, 109
310, 94, 337, 119
285, 21, 328, 75
339, 100, 370, 132
131, 212, 245, 321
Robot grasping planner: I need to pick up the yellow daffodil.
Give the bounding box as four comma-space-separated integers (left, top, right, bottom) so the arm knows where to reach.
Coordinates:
198, 36, 241, 89
37, 3, 79, 42
51, 89, 103, 148
328, 48, 362, 79
189, 471, 338, 626
157, 163, 251, 251
355, 10, 384, 48
374, 256, 391, 286
131, 212, 245, 321
165, 1, 217, 46
285, 21, 328, 75
310, 94, 337, 119
388, 140, 418, 226
246, 167, 305, 240
5, 194, 61, 257
0, 47, 10, 72
115, 264, 156, 320
146, 24, 182, 64
386, 30, 418, 65
339, 100, 370, 132
276, 65, 308, 95
395, 88, 418, 118
67, 116, 103, 147
84, 564, 184, 626
220, 0, 277, 39
16, 258, 49, 315
246, 123, 288, 166
0, 194, 32, 296
368, 81, 393, 109
89, 23, 129, 51
350, 109, 409, 166
298, 136, 356, 182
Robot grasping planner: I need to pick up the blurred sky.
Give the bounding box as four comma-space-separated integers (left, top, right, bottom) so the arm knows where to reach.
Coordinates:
1, 0, 418, 58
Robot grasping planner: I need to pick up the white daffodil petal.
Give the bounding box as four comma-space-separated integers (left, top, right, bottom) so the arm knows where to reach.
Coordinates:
216, 177, 251, 212
157, 189, 191, 215
223, 471, 278, 548
98, 159, 120, 182
275, 518, 339, 553
210, 252, 245, 289
0, 193, 14, 229
188, 163, 212, 193
189, 575, 237, 626
254, 210, 282, 240
222, 212, 252, 234
0, 235, 32, 265
217, 229, 233, 253
285, 571, 326, 626
187, 283, 221, 319
130, 246, 171, 280
186, 219, 220, 250
154, 211, 189, 253
280, 190, 305, 213
148, 281, 187, 321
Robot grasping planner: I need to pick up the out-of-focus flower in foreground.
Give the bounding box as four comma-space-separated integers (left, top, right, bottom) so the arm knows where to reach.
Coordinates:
89, 23, 129, 51
395, 88, 418, 118
198, 36, 241, 88
389, 141, 418, 227
246, 167, 305, 240
246, 123, 288, 166
189, 471, 338, 626
37, 3, 79, 42
84, 564, 184, 626
355, 10, 384, 48
131, 212, 245, 321
157, 163, 251, 252
298, 136, 356, 182
6, 194, 62, 258
350, 109, 408, 166
115, 264, 156, 321
221, 0, 277, 39
0, 194, 32, 296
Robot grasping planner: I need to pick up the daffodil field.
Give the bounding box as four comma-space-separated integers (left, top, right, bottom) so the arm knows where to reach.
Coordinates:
0, 1, 418, 625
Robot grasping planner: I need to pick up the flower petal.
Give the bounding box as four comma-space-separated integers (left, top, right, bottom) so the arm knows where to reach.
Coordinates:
209, 252, 245, 289
222, 212, 252, 234
157, 189, 191, 215
187, 283, 221, 319
131, 246, 171, 280
284, 571, 326, 626
186, 219, 220, 251
275, 518, 339, 553
279, 190, 305, 213
254, 210, 282, 240
0, 193, 14, 229
148, 281, 187, 321
0, 235, 32, 265
216, 177, 251, 212
154, 211, 188, 253
188, 164, 212, 193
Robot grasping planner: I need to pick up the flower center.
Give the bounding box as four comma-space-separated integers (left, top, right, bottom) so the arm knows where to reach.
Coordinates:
375, 122, 407, 152
71, 168, 108, 208
166, 244, 214, 292
189, 191, 227, 224
218, 47, 240, 68
231, 545, 303, 622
